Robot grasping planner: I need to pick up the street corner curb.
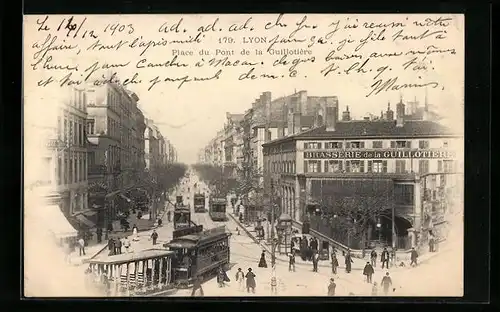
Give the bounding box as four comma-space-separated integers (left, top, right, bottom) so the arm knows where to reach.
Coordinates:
227, 213, 271, 254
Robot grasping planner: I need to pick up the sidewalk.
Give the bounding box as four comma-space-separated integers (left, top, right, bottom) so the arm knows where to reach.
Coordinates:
227, 213, 367, 271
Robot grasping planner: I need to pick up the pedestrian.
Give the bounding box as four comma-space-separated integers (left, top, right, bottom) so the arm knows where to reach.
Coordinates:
245, 268, 256, 293
363, 262, 375, 283
331, 253, 339, 274
371, 282, 379, 296
327, 278, 336, 296
167, 210, 172, 222
108, 237, 115, 256
288, 253, 296, 272
115, 238, 122, 255
345, 250, 353, 273
258, 250, 268, 268
381, 272, 393, 295
270, 265, 278, 295
381, 247, 390, 269
123, 236, 131, 253
191, 275, 204, 296
157, 218, 163, 227
390, 247, 397, 267
239, 212, 243, 223
312, 251, 320, 272
217, 267, 230, 287
78, 237, 86, 256
96, 228, 103, 244
370, 249, 378, 267
151, 229, 158, 245
132, 224, 139, 241
235, 268, 245, 291
410, 247, 419, 267
429, 232, 435, 252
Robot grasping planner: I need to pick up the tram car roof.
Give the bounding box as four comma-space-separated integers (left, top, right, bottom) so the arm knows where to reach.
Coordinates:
89, 249, 175, 265
164, 226, 231, 249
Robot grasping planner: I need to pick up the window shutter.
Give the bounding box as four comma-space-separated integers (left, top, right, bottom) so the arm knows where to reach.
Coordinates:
324, 161, 329, 172
304, 161, 308, 173
346, 160, 351, 172
390, 141, 395, 148
367, 160, 373, 172
318, 143, 322, 149
360, 161, 365, 173
406, 141, 412, 148
339, 142, 343, 149
304, 142, 308, 149
382, 160, 388, 173
360, 142, 365, 148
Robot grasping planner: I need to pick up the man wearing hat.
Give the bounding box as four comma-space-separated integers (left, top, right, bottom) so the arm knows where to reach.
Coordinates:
245, 268, 256, 293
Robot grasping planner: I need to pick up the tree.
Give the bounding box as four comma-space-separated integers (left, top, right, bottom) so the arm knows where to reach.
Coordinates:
312, 180, 394, 249
154, 163, 188, 193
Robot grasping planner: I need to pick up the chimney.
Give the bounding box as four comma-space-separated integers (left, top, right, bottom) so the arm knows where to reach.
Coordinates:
322, 99, 337, 132
423, 88, 429, 121
396, 98, 405, 127
287, 109, 294, 135
293, 112, 301, 134
342, 105, 351, 121
277, 101, 287, 138
261, 92, 272, 124
386, 102, 394, 121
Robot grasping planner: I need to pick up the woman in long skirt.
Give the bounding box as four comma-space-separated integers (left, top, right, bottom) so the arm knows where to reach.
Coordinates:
258, 251, 268, 268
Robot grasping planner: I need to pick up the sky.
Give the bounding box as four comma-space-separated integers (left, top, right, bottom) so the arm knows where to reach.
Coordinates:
24, 14, 465, 164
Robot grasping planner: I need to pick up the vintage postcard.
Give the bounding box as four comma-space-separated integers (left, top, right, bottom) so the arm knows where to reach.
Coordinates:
23, 14, 464, 297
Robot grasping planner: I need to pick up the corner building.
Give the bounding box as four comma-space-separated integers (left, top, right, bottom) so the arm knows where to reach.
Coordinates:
262, 103, 463, 249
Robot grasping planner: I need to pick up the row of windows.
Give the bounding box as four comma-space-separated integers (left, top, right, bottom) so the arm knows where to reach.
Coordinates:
271, 161, 297, 174
58, 115, 86, 147
304, 140, 445, 150
56, 152, 88, 185
69, 89, 86, 112
299, 159, 455, 174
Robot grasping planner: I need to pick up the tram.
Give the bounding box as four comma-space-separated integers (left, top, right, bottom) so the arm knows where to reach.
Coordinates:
209, 196, 227, 221
173, 206, 191, 229
164, 226, 232, 288
86, 249, 175, 297
193, 193, 206, 213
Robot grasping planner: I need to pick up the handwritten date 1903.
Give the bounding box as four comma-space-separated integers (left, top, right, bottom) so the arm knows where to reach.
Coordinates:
104, 23, 135, 36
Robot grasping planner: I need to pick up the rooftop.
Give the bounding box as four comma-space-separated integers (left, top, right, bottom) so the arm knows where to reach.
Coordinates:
263, 120, 460, 146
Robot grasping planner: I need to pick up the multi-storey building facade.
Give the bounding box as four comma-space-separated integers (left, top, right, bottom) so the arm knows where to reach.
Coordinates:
24, 86, 88, 241
262, 100, 463, 249
86, 83, 146, 227
144, 119, 160, 171
56, 87, 92, 229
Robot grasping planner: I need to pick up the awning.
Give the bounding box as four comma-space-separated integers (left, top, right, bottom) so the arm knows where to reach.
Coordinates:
75, 214, 95, 228
42, 205, 78, 239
